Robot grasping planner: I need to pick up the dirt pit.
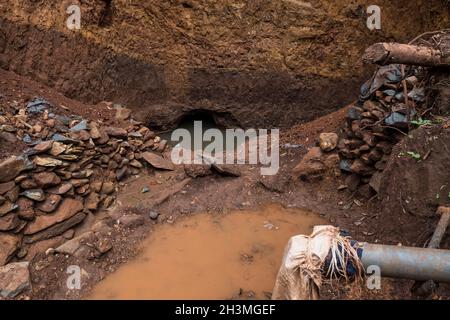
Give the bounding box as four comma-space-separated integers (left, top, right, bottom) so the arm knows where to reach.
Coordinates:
88, 203, 325, 300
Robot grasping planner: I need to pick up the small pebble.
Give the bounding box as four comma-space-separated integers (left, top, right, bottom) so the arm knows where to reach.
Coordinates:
149, 210, 159, 220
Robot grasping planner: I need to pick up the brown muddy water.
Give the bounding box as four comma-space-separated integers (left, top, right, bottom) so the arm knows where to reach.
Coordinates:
89, 204, 325, 300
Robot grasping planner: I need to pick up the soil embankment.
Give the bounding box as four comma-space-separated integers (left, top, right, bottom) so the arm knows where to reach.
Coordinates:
0, 0, 448, 128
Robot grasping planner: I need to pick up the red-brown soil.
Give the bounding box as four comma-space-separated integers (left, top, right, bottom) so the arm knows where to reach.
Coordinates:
0, 69, 449, 300
1, 0, 448, 129
1, 0, 449, 301
377, 126, 450, 247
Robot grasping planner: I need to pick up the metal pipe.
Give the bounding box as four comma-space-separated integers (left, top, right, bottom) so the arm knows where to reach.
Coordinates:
361, 243, 450, 282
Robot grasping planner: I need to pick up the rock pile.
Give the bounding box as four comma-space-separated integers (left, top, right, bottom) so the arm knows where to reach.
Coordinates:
337, 64, 426, 197
0, 98, 172, 267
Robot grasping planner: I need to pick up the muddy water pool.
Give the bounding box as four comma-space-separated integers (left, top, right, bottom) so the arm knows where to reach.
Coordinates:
89, 203, 325, 300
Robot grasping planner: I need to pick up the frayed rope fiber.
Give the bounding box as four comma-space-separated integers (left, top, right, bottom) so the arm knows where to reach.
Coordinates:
272, 226, 365, 300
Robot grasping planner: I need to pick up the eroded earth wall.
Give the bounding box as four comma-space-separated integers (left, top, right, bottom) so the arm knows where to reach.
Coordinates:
0, 0, 448, 128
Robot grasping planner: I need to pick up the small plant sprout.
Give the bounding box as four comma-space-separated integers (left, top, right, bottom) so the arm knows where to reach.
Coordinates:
406, 151, 421, 160
411, 118, 432, 127
436, 185, 448, 200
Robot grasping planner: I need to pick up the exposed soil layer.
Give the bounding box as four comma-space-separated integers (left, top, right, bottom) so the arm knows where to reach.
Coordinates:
1, 1, 450, 301
377, 125, 450, 246
1, 53, 449, 301
0, 70, 115, 122
1, 0, 448, 129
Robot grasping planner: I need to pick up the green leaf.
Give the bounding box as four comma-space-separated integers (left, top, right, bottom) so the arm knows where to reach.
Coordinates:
411, 118, 432, 127
406, 151, 421, 160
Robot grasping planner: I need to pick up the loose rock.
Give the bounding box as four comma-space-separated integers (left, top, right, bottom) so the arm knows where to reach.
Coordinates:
33, 156, 63, 167
184, 164, 212, 178
0, 181, 16, 195
85, 192, 100, 211
20, 179, 38, 189
119, 214, 145, 228
142, 152, 175, 171
16, 198, 35, 220
0, 202, 18, 217
37, 194, 62, 213
0, 214, 20, 231
292, 147, 325, 181
22, 189, 46, 202
55, 231, 95, 256
101, 182, 115, 195
319, 132, 339, 152
0, 262, 30, 298
149, 210, 159, 220
95, 238, 112, 255
350, 160, 374, 176
33, 172, 61, 188
24, 212, 87, 244
0, 234, 20, 266
70, 120, 88, 132
33, 140, 53, 153
24, 198, 84, 235
115, 108, 132, 121
105, 127, 128, 138
47, 183, 73, 195
0, 156, 33, 183
49, 142, 66, 156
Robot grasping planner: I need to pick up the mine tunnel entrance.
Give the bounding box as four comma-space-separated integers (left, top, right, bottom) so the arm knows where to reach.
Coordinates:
156, 109, 266, 155
158, 110, 229, 151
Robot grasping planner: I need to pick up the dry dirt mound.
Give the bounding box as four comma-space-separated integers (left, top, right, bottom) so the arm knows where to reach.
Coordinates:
377, 125, 450, 244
